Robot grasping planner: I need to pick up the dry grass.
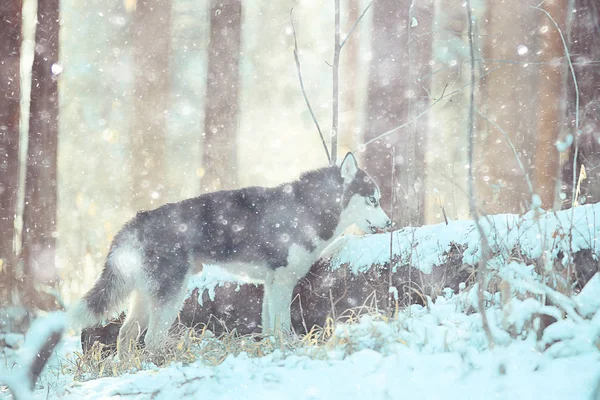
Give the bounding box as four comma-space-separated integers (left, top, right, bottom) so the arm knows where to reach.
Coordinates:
60, 305, 395, 382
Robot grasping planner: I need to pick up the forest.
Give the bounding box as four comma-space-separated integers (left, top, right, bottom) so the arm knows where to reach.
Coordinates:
1, 0, 600, 398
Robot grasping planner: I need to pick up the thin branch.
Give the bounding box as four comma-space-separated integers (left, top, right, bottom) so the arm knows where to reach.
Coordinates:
388, 145, 396, 315
340, 1, 373, 49
465, 0, 494, 348
360, 64, 502, 151
331, 0, 341, 164
362, 95, 444, 149
290, 8, 331, 165
473, 57, 600, 66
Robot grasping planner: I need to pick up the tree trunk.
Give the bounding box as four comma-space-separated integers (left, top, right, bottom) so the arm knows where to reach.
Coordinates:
406, 1, 433, 224
363, 0, 432, 227
425, 0, 471, 224
533, 1, 567, 210
0, 0, 22, 304
130, 0, 172, 210
561, 0, 600, 208
476, 0, 539, 214
201, 0, 242, 192
338, 0, 360, 156
21, 0, 60, 310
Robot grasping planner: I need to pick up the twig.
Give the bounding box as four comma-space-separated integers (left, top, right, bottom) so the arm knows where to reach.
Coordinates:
290, 8, 331, 165
388, 146, 396, 315
331, 0, 341, 164
295, 292, 309, 335
361, 94, 445, 148
434, 189, 449, 225
465, 0, 494, 348
359, 65, 499, 150
339, 2, 373, 49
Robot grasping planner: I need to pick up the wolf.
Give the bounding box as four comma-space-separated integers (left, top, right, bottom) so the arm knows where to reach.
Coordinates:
68, 153, 391, 357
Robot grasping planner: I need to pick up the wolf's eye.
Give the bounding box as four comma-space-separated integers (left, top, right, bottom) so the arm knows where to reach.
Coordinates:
368, 196, 377, 205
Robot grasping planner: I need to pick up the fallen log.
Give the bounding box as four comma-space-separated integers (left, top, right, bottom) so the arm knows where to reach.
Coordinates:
82, 203, 600, 351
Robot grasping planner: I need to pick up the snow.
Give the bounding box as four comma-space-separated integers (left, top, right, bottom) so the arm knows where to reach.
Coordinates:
3, 205, 600, 399
21, 282, 600, 399
327, 202, 600, 274
577, 272, 600, 317
41, 346, 600, 400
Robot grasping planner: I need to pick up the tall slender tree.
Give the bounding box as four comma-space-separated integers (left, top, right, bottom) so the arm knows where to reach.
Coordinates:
532, 1, 566, 210
476, 0, 539, 214
364, 0, 432, 227
21, 0, 60, 309
0, 0, 22, 302
201, 0, 242, 192
129, 0, 172, 211
339, 0, 361, 155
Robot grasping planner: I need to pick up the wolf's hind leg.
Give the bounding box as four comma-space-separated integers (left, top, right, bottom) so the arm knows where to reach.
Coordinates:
117, 290, 149, 359
144, 276, 190, 358
261, 272, 275, 333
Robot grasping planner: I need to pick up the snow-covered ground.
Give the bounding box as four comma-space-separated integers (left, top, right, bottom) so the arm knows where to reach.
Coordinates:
0, 273, 597, 400
42, 336, 600, 399
2, 204, 600, 399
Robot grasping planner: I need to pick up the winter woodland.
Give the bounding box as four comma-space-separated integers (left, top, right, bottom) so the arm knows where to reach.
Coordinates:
1, 0, 600, 398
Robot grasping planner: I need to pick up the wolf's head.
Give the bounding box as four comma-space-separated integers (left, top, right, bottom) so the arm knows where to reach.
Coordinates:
339, 152, 392, 234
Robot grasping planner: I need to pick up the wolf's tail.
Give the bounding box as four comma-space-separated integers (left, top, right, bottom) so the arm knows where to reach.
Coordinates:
67, 259, 130, 329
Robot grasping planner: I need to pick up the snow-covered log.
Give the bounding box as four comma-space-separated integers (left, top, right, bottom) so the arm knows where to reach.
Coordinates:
83, 204, 600, 350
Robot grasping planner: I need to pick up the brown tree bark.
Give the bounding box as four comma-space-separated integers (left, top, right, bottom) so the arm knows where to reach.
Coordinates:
561, 0, 600, 208
201, 0, 241, 192
0, 0, 22, 303
363, 0, 432, 227
21, 0, 60, 309
476, 0, 539, 214
533, 1, 567, 209
130, 0, 172, 210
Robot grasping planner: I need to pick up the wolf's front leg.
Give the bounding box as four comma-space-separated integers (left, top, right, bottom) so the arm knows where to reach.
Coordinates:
265, 274, 299, 333
261, 273, 274, 333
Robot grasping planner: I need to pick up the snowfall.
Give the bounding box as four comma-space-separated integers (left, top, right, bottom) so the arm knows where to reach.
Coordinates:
2, 204, 600, 399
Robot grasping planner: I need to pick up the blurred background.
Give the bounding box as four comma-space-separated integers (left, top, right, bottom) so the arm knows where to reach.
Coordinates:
0, 0, 598, 309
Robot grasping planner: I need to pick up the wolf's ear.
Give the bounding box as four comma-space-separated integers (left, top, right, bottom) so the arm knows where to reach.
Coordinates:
340, 152, 358, 185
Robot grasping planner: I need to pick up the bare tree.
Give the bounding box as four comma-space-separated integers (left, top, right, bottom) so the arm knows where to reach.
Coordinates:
364, 0, 432, 227
21, 0, 60, 309
129, 0, 172, 210
201, 0, 242, 192
0, 0, 22, 303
